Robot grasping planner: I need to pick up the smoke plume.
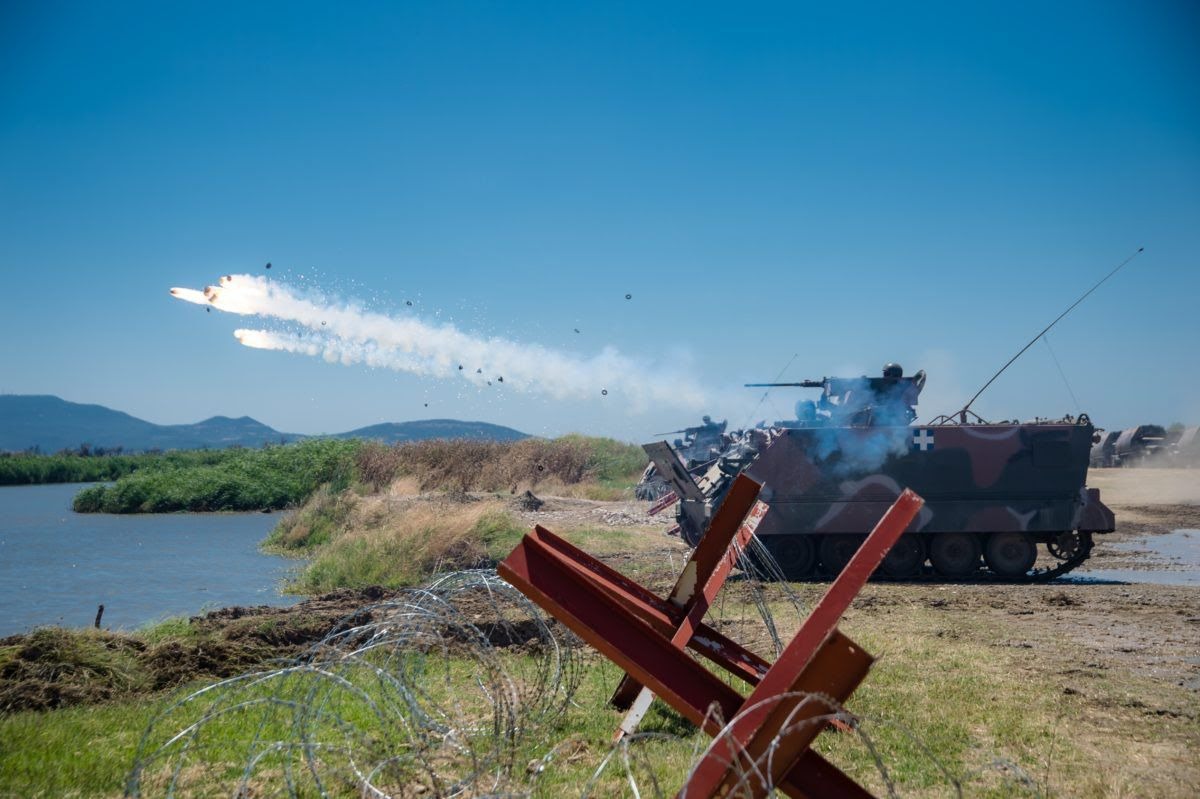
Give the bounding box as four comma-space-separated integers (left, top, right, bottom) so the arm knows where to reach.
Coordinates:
170, 275, 710, 412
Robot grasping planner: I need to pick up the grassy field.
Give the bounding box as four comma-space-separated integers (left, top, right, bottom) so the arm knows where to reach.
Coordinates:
2, 594, 1163, 798
2, 602, 1195, 797
6, 519, 1194, 797
2, 453, 1195, 797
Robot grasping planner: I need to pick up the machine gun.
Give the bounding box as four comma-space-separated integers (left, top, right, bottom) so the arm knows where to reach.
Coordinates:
746, 365, 926, 426
654, 416, 727, 439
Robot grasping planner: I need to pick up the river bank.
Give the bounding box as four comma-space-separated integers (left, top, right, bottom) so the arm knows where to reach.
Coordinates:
0, 483, 301, 637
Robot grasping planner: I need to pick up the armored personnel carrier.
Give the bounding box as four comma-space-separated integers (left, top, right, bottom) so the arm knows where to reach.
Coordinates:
635, 416, 728, 500
645, 364, 1115, 581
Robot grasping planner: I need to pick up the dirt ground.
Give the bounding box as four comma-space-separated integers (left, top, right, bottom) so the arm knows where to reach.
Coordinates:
840, 467, 1199, 794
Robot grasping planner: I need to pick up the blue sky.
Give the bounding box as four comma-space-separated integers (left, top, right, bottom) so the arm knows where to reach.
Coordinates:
1, 1, 1197, 441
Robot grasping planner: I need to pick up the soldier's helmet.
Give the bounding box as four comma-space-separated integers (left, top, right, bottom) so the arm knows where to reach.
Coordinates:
702, 415, 713, 425
882, 363, 903, 379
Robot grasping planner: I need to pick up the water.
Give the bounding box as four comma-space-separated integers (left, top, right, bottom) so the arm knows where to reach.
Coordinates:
0, 483, 303, 637
1073, 529, 1200, 586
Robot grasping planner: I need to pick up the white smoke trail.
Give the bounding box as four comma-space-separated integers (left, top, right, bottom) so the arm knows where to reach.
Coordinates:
172, 274, 711, 411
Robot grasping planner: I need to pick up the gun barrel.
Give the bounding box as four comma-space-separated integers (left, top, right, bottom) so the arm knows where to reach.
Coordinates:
743, 381, 825, 388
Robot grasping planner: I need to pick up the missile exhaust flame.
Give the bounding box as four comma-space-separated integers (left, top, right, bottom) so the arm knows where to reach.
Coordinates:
168, 288, 211, 306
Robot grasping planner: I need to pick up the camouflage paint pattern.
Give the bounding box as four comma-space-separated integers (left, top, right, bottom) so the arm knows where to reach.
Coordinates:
744, 422, 1112, 538
649, 419, 1114, 580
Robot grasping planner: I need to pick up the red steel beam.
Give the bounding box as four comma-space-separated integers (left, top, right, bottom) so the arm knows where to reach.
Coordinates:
612, 475, 767, 712
526, 525, 771, 686
648, 490, 679, 516
498, 533, 745, 726
678, 488, 925, 798
612, 496, 769, 735
690, 629, 871, 799
498, 527, 873, 799
706, 629, 872, 798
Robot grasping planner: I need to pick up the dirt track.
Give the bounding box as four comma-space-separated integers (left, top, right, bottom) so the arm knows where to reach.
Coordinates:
833, 467, 1200, 793
991, 468, 1200, 696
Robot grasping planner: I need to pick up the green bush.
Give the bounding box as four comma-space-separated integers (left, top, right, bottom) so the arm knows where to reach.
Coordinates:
0, 453, 143, 485
62, 434, 647, 514
71, 440, 360, 513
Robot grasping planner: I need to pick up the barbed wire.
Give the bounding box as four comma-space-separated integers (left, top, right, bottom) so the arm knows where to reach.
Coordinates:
126, 570, 582, 798
126, 556, 1049, 798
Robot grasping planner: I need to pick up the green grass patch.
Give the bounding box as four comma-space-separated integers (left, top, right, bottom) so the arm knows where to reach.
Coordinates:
262, 485, 358, 552
0, 645, 1060, 798
136, 617, 198, 646
0, 695, 161, 798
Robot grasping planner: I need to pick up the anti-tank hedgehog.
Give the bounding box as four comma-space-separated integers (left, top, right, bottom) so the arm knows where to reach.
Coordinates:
644, 364, 1115, 581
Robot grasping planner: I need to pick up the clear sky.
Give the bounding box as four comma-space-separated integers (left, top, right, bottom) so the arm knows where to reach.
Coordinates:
2, 1, 1197, 441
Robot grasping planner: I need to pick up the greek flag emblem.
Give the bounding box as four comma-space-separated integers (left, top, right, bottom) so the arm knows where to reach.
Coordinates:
912, 428, 935, 452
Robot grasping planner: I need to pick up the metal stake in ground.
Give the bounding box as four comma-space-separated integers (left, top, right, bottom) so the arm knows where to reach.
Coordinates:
611, 475, 770, 739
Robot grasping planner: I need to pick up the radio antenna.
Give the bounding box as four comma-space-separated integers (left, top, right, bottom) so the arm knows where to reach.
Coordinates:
956, 246, 1144, 421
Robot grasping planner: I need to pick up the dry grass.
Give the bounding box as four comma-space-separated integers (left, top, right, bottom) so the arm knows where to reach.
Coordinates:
352, 436, 645, 497
271, 433, 660, 594
295, 498, 525, 592
0, 628, 147, 712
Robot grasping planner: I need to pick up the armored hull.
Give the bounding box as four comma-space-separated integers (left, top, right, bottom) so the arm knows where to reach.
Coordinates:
650, 418, 1114, 581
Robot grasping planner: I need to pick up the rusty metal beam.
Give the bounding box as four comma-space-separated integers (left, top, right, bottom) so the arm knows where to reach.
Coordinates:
498, 533, 746, 726
678, 488, 924, 798
526, 525, 771, 687
648, 490, 679, 516
497, 530, 870, 799
496, 485, 925, 799
612, 492, 769, 734
612, 475, 766, 717
644, 441, 706, 503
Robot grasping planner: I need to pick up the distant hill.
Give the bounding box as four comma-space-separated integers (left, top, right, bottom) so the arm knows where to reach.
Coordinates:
335, 420, 528, 444
0, 395, 528, 453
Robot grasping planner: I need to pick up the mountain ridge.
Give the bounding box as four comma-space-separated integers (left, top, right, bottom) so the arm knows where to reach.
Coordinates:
0, 395, 528, 452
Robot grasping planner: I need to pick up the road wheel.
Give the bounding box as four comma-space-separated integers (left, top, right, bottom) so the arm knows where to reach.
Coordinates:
768, 536, 816, 580
1047, 530, 1083, 561
929, 532, 982, 578
880, 535, 926, 577
984, 532, 1037, 577
819, 534, 865, 575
